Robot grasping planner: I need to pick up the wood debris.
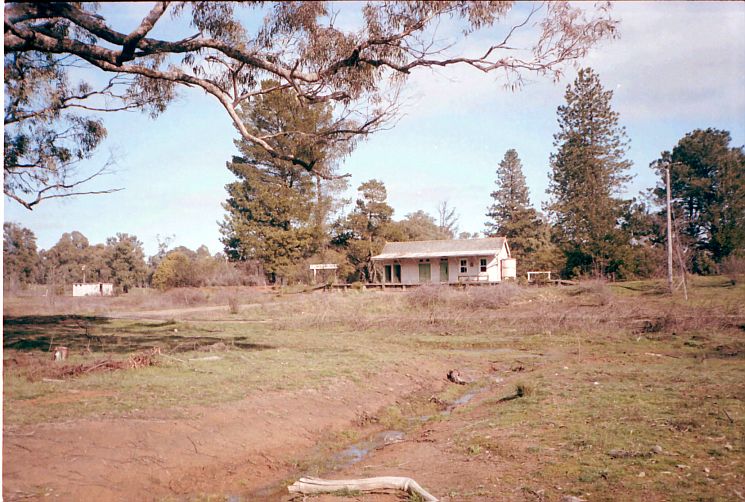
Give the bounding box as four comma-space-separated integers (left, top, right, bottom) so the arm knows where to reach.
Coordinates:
288, 476, 438, 501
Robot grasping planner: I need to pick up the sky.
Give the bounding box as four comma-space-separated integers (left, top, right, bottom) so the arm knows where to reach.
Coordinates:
4, 1, 745, 257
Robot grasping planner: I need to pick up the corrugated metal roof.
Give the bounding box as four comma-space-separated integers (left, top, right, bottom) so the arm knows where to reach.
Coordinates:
372, 237, 507, 260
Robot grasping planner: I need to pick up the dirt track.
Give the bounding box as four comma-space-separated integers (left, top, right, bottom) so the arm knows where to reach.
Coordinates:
111, 303, 263, 321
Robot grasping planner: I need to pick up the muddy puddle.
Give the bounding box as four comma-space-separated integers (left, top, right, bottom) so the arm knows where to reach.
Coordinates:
444, 387, 485, 413
332, 430, 406, 467
246, 429, 408, 500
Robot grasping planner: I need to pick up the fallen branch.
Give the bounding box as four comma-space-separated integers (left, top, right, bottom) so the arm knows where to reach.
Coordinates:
188, 356, 222, 362
288, 476, 438, 501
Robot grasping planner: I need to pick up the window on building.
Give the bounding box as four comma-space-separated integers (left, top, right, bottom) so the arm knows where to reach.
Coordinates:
460, 259, 468, 273
480, 258, 487, 272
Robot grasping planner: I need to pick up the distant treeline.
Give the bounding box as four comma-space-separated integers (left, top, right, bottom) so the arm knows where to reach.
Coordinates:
5, 69, 744, 288
2, 227, 264, 293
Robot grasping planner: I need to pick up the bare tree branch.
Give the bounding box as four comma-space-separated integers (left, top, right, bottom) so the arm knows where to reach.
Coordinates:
4, 163, 123, 210
5, 1, 620, 200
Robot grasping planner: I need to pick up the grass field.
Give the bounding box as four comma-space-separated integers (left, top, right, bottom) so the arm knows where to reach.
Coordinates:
3, 277, 744, 500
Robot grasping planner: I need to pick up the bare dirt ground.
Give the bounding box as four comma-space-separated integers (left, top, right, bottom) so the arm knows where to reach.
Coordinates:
4, 359, 454, 501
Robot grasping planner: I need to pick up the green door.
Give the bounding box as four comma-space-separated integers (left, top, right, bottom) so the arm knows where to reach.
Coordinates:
440, 259, 449, 282
418, 263, 431, 283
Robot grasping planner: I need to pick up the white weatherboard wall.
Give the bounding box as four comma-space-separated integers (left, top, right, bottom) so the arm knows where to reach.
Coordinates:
487, 256, 501, 282
391, 255, 504, 284
72, 283, 114, 297
401, 260, 422, 284
501, 258, 517, 279
372, 238, 514, 285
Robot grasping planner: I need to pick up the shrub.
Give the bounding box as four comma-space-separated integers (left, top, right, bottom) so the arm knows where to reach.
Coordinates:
227, 296, 240, 314
405, 283, 453, 309
463, 282, 523, 309
571, 279, 614, 305
514, 381, 534, 398
721, 254, 745, 285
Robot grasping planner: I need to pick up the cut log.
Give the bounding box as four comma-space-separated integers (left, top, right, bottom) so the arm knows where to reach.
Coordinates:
288, 476, 438, 501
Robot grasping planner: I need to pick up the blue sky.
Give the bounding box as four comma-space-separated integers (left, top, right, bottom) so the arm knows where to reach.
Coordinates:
4, 2, 745, 256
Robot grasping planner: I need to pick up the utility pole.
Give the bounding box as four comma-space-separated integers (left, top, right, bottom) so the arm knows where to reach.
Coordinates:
666, 165, 674, 293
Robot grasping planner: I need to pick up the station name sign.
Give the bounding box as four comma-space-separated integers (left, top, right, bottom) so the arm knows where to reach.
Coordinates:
309, 263, 338, 270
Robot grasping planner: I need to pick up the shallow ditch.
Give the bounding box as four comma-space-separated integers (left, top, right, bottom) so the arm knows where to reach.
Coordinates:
332, 430, 407, 468
246, 384, 491, 500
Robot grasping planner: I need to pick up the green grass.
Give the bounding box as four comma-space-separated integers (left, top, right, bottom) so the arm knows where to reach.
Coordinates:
443, 310, 745, 500
4, 322, 414, 424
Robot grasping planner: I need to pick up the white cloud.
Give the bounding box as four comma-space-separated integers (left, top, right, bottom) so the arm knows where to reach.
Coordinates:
585, 2, 745, 122
393, 2, 745, 125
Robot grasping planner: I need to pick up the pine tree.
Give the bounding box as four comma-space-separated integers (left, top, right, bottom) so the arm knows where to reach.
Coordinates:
220, 81, 348, 283
485, 149, 559, 274
486, 149, 534, 236
651, 128, 745, 273
332, 180, 395, 282
546, 68, 632, 278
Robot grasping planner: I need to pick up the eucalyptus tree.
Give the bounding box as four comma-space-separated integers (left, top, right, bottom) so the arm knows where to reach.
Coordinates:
3, 222, 39, 286
5, 2, 619, 207
104, 233, 148, 292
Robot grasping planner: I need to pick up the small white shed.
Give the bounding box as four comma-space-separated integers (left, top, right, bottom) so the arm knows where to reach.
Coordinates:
371, 237, 516, 285
72, 283, 114, 297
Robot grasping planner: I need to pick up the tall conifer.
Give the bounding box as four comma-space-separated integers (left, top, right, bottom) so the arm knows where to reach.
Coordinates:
651, 128, 745, 272
486, 149, 559, 274
220, 81, 348, 283
546, 68, 632, 277
486, 149, 534, 237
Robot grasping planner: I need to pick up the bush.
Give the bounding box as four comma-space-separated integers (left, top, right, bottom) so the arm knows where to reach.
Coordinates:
514, 381, 534, 398
227, 296, 240, 314
721, 254, 745, 285
463, 282, 523, 309
405, 283, 454, 308
571, 279, 614, 305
